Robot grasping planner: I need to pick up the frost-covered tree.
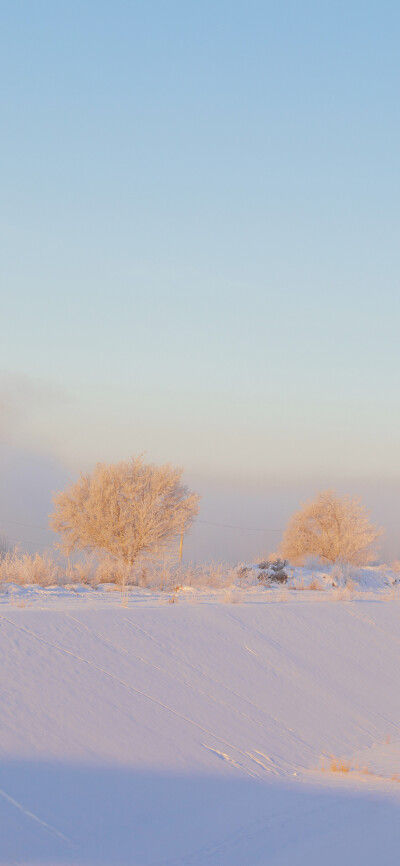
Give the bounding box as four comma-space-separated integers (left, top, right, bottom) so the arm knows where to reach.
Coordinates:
280, 490, 382, 565
50, 456, 200, 567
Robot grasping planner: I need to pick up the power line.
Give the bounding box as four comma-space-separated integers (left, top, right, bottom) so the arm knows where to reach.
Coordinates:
197, 519, 283, 532
0, 519, 53, 551
0, 517, 51, 532
0, 515, 283, 535
0, 535, 42, 550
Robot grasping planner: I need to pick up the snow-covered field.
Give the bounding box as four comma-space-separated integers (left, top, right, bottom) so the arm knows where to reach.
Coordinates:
1, 578, 400, 864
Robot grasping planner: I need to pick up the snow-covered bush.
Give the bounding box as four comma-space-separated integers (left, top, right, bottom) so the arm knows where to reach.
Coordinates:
137, 561, 236, 590
329, 560, 358, 587
257, 558, 289, 584
0, 549, 62, 586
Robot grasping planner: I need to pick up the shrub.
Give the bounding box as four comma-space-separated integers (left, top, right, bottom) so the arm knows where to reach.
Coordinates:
257, 558, 289, 584
0, 549, 61, 586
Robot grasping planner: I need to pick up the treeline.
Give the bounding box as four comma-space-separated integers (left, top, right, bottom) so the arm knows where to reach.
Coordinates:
0, 455, 383, 586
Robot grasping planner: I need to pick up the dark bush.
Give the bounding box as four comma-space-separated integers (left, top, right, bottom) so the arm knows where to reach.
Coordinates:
257, 558, 289, 584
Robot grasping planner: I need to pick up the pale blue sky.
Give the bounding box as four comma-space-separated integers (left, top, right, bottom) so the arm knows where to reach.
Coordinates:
1, 1, 400, 558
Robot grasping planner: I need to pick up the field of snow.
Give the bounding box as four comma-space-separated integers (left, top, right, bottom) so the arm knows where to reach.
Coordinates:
1, 580, 400, 864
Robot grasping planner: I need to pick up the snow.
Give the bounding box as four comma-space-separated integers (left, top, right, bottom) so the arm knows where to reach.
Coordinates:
240, 561, 398, 591
1, 581, 400, 864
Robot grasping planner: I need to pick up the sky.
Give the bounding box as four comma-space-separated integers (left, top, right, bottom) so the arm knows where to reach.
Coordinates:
1, 1, 400, 561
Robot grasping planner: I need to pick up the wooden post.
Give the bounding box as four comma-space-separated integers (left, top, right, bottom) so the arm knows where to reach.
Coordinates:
179, 522, 184, 565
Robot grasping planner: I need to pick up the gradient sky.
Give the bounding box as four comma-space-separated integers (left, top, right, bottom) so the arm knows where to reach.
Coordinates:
1, 2, 400, 560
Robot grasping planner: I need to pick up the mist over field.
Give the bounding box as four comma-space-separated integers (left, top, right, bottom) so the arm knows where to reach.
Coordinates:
2, 370, 400, 563
1, 441, 400, 564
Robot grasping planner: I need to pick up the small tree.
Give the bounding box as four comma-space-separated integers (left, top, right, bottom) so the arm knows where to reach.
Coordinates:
280, 489, 382, 565
50, 456, 200, 569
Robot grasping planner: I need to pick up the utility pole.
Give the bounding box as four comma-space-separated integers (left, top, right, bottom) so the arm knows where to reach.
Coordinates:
179, 521, 184, 565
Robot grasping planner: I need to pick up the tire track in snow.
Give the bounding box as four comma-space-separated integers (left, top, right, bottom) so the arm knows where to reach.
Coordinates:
151, 792, 328, 866
55, 614, 297, 777
221, 608, 378, 755
53, 611, 283, 750
346, 608, 400, 648
0, 786, 72, 845
0, 614, 288, 781
118, 616, 287, 738
117, 614, 309, 771
61, 613, 266, 732
63, 611, 130, 655
201, 745, 259, 778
